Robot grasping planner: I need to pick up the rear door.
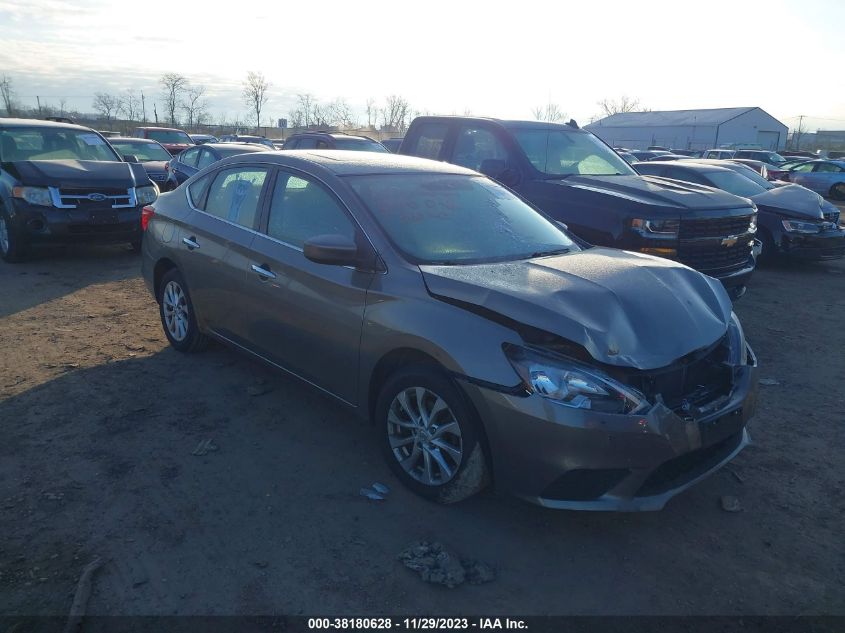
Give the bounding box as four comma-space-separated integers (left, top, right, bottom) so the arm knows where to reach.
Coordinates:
176, 164, 270, 339
242, 169, 374, 403
788, 162, 823, 192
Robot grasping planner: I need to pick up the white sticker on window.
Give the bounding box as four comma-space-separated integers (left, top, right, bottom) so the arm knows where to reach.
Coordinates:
80, 134, 105, 146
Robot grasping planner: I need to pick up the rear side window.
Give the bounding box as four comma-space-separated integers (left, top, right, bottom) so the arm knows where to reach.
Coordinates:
815, 163, 843, 173
316, 139, 331, 149
187, 174, 211, 207
203, 167, 268, 228
453, 127, 510, 172
180, 147, 201, 167
294, 137, 317, 149
266, 172, 355, 248
197, 149, 216, 169
408, 123, 449, 160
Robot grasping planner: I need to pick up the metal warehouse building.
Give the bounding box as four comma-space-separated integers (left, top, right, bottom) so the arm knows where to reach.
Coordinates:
585, 107, 788, 152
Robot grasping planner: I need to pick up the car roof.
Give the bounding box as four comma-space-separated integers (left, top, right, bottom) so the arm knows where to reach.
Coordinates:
290, 131, 380, 142
135, 126, 186, 132
0, 117, 93, 132
109, 137, 160, 143
643, 161, 736, 173
225, 149, 476, 176
203, 143, 272, 152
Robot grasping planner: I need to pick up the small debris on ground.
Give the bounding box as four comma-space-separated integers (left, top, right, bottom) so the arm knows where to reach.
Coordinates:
359, 487, 385, 501
726, 467, 744, 483
371, 482, 390, 495
191, 439, 219, 456
759, 378, 780, 386
399, 541, 496, 588
720, 495, 742, 512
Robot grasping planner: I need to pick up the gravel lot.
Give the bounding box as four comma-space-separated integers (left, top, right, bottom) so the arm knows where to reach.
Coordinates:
1, 230, 844, 617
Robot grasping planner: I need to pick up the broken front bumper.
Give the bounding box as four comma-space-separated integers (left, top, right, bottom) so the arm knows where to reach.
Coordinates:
464, 345, 759, 511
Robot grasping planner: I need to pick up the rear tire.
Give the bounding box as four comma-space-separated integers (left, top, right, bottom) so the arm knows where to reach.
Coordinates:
158, 269, 210, 353
0, 206, 27, 263
375, 365, 489, 504
830, 183, 845, 201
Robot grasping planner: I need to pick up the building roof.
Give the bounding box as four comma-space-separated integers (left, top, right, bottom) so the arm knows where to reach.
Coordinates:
587, 107, 765, 128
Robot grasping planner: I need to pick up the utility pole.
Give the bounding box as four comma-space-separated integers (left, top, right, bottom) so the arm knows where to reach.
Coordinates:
36, 95, 42, 115
141, 92, 146, 123
153, 104, 158, 124
795, 115, 805, 150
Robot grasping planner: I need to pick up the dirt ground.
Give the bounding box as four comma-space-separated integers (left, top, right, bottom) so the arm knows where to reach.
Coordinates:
1, 232, 843, 618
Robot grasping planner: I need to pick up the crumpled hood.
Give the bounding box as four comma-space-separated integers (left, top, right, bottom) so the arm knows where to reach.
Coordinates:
558, 174, 747, 210
750, 184, 832, 219
420, 247, 732, 370
9, 160, 149, 189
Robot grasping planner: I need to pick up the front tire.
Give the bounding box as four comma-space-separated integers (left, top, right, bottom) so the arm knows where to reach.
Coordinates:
0, 206, 27, 263
158, 269, 209, 353
375, 365, 489, 504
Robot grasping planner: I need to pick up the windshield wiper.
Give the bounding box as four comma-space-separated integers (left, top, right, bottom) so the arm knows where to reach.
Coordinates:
527, 247, 572, 259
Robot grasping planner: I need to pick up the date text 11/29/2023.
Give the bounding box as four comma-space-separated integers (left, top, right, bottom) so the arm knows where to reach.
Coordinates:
307, 618, 528, 630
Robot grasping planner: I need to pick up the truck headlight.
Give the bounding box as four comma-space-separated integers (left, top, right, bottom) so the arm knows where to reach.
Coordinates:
504, 345, 647, 414
631, 218, 680, 237
726, 312, 747, 366
135, 184, 159, 205
782, 219, 820, 234
12, 186, 52, 207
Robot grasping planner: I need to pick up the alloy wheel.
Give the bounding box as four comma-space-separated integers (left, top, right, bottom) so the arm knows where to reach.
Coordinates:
162, 280, 189, 342
387, 387, 463, 485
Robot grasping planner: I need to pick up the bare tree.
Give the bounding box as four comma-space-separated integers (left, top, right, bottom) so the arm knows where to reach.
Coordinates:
381, 95, 411, 133
59, 98, 68, 118
288, 109, 303, 129
791, 115, 807, 150
290, 93, 315, 128
160, 73, 188, 125
365, 98, 378, 129
597, 95, 644, 117
182, 85, 207, 129
311, 102, 333, 128
532, 103, 565, 123
242, 71, 270, 129
328, 98, 355, 128
1, 75, 15, 116
124, 89, 140, 122
92, 92, 124, 124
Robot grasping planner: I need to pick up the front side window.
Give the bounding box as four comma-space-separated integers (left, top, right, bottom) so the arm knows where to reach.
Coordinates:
0, 127, 121, 162
409, 123, 449, 160
815, 162, 843, 173
348, 174, 576, 265
203, 167, 268, 228
791, 162, 816, 173
453, 127, 510, 172
510, 128, 635, 177
266, 172, 356, 247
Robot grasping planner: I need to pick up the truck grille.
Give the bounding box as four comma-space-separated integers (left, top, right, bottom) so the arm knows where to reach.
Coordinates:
679, 215, 753, 239
678, 241, 751, 273
49, 186, 136, 210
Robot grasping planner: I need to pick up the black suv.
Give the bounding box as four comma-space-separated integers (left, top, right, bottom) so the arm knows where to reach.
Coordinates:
283, 132, 388, 153
399, 116, 758, 299
0, 118, 158, 262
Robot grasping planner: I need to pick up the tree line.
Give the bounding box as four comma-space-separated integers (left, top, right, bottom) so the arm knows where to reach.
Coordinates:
2, 72, 650, 134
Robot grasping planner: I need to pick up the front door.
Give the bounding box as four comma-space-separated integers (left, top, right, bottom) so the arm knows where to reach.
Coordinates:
242, 170, 374, 404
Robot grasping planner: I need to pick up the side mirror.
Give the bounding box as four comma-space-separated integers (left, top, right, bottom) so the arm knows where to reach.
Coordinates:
123, 154, 139, 163
303, 234, 360, 267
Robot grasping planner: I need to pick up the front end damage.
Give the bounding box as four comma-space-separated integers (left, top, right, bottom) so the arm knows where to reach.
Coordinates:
462, 335, 759, 511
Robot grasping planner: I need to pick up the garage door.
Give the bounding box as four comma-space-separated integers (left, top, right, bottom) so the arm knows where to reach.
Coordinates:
757, 131, 780, 150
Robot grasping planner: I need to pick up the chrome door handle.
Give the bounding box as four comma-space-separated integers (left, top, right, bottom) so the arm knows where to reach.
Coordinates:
251, 264, 276, 279
182, 236, 200, 250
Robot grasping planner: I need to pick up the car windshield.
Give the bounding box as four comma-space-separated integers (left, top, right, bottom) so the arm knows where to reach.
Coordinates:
511, 128, 635, 177
724, 164, 775, 190
109, 140, 171, 162
0, 127, 121, 162
334, 138, 389, 152
706, 170, 768, 197
146, 130, 192, 144
348, 174, 576, 265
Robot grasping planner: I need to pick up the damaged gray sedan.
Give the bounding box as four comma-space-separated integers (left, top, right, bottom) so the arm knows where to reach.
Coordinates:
141, 151, 759, 511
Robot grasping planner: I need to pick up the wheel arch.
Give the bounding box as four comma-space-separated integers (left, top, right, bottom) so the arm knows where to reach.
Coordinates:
153, 257, 178, 302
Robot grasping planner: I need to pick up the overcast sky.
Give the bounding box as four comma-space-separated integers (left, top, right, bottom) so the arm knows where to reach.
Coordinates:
1, 0, 844, 132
